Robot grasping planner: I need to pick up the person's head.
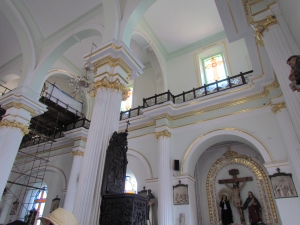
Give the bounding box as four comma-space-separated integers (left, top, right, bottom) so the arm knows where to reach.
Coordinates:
248, 191, 253, 197
287, 55, 298, 68
38, 208, 78, 225
222, 195, 227, 200
233, 182, 239, 188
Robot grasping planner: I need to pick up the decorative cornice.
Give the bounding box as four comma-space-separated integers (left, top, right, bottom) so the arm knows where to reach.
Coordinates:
73, 137, 87, 142
93, 55, 132, 78
154, 130, 171, 139
92, 77, 130, 101
71, 150, 84, 157
152, 113, 173, 121
3, 102, 37, 116
271, 102, 286, 114
0, 120, 29, 136
119, 121, 156, 133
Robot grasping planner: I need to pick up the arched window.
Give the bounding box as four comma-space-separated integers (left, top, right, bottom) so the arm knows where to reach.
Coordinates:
34, 187, 47, 225
124, 174, 137, 194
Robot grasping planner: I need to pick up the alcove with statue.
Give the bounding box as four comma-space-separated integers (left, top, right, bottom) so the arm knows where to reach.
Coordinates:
194, 142, 279, 225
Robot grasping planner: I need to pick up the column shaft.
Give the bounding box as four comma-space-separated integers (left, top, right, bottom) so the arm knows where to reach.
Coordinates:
274, 107, 300, 188
73, 88, 122, 225
0, 127, 24, 195
157, 133, 173, 225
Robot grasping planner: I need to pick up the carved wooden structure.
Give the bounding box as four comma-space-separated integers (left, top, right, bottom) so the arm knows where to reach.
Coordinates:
100, 131, 147, 225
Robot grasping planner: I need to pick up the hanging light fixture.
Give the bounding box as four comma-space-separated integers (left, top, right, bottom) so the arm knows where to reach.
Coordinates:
69, 43, 97, 94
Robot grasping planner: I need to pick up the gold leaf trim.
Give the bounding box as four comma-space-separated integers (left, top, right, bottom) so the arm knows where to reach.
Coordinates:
271, 102, 286, 114
93, 55, 132, 78
93, 77, 130, 101
0, 120, 29, 136
3, 102, 37, 117
154, 130, 171, 139
71, 150, 84, 157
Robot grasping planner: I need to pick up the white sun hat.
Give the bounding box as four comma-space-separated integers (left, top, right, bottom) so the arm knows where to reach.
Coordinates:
38, 208, 78, 225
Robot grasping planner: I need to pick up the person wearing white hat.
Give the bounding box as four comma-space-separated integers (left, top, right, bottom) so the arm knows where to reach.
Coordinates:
38, 208, 78, 225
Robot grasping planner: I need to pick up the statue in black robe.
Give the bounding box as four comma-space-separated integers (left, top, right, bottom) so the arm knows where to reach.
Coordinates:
219, 195, 233, 225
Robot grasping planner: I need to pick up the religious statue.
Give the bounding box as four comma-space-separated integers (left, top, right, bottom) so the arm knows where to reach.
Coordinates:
219, 195, 233, 225
287, 55, 300, 92
179, 213, 185, 225
219, 168, 252, 225
147, 189, 156, 225
242, 191, 262, 224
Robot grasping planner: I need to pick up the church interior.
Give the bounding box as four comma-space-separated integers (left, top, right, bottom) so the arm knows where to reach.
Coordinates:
0, 0, 300, 224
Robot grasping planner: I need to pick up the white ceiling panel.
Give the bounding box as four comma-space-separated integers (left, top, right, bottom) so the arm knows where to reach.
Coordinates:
0, 10, 22, 67
23, 0, 101, 38
143, 0, 224, 53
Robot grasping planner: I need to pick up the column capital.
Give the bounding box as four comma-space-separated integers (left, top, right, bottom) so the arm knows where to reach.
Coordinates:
154, 130, 171, 139
71, 150, 84, 157
271, 102, 286, 114
0, 120, 29, 136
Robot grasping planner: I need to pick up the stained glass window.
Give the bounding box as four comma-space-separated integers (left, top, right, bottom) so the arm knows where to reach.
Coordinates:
124, 175, 137, 194
203, 54, 227, 84
120, 86, 133, 112
34, 187, 47, 225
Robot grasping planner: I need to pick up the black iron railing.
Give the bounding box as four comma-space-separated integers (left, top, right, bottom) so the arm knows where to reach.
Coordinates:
120, 70, 253, 120
0, 84, 12, 97
19, 118, 91, 149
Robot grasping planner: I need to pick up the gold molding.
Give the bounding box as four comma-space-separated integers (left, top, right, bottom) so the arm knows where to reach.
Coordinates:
153, 113, 173, 121
243, 0, 276, 24
119, 121, 156, 133
92, 77, 129, 101
207, 148, 277, 224
94, 72, 129, 84
154, 130, 171, 139
73, 137, 87, 142
3, 102, 37, 117
271, 102, 286, 114
0, 120, 29, 136
71, 150, 84, 157
93, 55, 132, 78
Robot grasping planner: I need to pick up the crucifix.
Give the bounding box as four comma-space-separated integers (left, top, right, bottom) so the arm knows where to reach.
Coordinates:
218, 169, 253, 225
125, 120, 130, 132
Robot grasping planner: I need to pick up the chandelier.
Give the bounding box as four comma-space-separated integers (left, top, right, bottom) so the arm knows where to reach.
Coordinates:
69, 43, 97, 94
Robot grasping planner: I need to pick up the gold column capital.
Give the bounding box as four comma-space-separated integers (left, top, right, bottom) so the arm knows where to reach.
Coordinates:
154, 130, 171, 139
71, 150, 84, 157
3, 102, 37, 117
92, 77, 130, 101
271, 102, 286, 114
251, 15, 277, 46
0, 120, 29, 136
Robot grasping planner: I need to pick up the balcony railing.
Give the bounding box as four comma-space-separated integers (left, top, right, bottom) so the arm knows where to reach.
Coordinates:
120, 70, 253, 120
19, 118, 91, 149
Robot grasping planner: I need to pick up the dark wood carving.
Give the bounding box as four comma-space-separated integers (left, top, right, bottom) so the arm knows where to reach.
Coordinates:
100, 128, 147, 225
101, 131, 128, 195
100, 194, 147, 225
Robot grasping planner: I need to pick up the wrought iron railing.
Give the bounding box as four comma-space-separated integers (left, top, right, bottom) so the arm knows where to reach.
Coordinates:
120, 70, 253, 120
0, 84, 12, 97
19, 118, 91, 149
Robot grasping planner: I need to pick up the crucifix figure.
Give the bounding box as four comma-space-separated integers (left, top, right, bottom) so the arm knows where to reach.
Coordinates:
125, 120, 130, 132
218, 169, 253, 225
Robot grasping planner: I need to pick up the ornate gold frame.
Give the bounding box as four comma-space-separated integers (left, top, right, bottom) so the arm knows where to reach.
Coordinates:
206, 148, 277, 224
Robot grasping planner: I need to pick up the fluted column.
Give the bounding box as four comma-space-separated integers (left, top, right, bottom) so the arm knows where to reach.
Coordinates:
0, 93, 46, 195
155, 129, 173, 225
271, 101, 300, 188
251, 4, 300, 139
63, 128, 88, 212
73, 40, 143, 225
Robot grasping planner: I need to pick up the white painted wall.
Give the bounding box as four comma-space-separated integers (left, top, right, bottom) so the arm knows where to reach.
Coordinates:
132, 66, 156, 108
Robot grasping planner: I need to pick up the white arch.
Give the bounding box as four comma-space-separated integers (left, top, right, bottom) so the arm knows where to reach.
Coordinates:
182, 128, 273, 176
0, 1, 36, 88
10, 165, 68, 191
132, 29, 168, 92
128, 149, 153, 179
28, 24, 104, 97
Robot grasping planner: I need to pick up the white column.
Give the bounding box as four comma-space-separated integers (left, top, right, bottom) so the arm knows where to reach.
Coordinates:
73, 40, 143, 225
0, 93, 46, 195
252, 4, 300, 139
271, 102, 300, 189
155, 129, 173, 225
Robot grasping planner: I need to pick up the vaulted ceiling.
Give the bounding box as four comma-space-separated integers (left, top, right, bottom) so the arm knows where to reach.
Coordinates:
0, 0, 224, 87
